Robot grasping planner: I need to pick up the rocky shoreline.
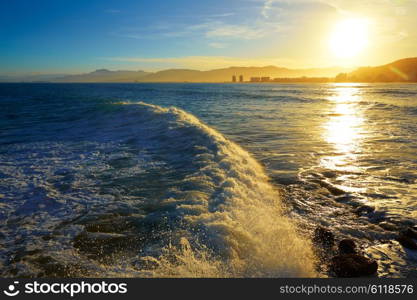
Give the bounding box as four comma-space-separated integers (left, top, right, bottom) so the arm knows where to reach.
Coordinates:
312, 225, 417, 277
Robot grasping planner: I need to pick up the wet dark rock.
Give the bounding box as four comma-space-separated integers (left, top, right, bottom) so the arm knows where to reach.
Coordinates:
331, 254, 378, 277
338, 239, 357, 255
313, 226, 335, 248
396, 234, 417, 250
355, 205, 375, 215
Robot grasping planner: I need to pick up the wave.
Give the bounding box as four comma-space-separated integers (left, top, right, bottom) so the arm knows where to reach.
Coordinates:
101, 102, 316, 277
0, 101, 316, 277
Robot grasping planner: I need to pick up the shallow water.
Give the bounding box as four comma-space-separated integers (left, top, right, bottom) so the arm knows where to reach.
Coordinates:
0, 82, 416, 277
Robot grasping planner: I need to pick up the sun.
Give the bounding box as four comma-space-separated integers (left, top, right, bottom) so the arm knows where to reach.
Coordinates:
329, 19, 369, 59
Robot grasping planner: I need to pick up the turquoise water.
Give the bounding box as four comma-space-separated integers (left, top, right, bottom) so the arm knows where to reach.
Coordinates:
0, 83, 416, 277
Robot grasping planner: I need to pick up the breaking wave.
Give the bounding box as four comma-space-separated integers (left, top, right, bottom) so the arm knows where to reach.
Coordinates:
0, 101, 316, 277
107, 102, 316, 277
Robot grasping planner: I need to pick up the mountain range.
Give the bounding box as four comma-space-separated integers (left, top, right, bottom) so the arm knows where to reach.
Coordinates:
1, 57, 416, 83
336, 57, 417, 82
0, 66, 349, 83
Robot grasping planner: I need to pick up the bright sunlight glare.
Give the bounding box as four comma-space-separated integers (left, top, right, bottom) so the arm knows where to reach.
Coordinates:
329, 19, 370, 59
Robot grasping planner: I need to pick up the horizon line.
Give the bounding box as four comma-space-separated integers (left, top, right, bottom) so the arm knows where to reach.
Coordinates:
1, 56, 416, 77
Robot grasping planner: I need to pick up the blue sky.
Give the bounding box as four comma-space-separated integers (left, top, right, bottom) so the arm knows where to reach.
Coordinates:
1, 0, 416, 74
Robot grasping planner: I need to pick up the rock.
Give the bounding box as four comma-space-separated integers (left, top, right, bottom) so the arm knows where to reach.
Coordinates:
338, 239, 357, 254
313, 226, 335, 248
355, 205, 375, 215
331, 254, 378, 277
396, 234, 417, 250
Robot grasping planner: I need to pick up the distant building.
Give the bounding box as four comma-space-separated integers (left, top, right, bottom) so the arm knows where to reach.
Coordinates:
261, 77, 270, 82
239, 75, 244, 82
250, 77, 260, 82
232, 75, 237, 82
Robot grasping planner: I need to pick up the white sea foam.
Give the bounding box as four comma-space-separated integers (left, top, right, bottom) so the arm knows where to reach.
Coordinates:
112, 102, 317, 277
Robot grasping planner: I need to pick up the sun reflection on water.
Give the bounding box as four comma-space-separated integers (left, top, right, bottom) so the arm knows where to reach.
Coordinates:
321, 84, 365, 174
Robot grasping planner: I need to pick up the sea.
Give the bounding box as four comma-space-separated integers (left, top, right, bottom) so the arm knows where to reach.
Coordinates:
0, 82, 416, 277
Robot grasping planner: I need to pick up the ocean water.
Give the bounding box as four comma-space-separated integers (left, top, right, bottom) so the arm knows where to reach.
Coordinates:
0, 82, 416, 277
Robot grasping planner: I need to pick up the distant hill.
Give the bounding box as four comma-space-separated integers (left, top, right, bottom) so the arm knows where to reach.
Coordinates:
137, 69, 203, 82
336, 57, 417, 82
0, 66, 349, 83
4, 58, 417, 83
137, 66, 349, 82
53, 66, 350, 83
53, 69, 151, 82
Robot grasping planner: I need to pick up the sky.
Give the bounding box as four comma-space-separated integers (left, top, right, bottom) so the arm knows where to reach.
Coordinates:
1, 0, 417, 74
